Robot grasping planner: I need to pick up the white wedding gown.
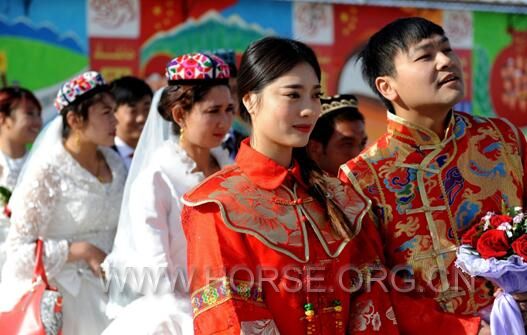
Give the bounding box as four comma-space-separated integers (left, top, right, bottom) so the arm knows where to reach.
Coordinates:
0, 150, 28, 282
102, 138, 232, 335
0, 142, 126, 335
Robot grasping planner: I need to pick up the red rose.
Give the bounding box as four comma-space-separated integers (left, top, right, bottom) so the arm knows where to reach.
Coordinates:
512, 235, 527, 261
461, 224, 482, 249
3, 205, 11, 218
476, 230, 511, 259
489, 214, 512, 228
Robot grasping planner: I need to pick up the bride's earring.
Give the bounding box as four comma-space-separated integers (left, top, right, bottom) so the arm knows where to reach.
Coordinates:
180, 127, 185, 144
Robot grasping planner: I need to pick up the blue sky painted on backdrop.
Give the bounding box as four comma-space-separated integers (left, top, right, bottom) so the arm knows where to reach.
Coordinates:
0, 0, 292, 55
221, 0, 292, 38
0, 0, 86, 52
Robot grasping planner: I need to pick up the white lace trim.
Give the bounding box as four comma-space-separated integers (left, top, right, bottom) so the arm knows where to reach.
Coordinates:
170, 137, 232, 177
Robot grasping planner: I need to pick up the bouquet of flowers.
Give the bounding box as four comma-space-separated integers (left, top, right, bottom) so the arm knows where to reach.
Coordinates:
0, 186, 11, 280
456, 206, 527, 335
0, 185, 12, 217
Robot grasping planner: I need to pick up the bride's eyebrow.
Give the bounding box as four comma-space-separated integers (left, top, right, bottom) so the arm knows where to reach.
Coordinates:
205, 104, 223, 110
280, 84, 321, 90
280, 84, 303, 90
101, 103, 114, 110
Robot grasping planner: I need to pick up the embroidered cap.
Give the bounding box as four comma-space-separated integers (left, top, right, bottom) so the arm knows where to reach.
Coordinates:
320, 94, 359, 116
54, 71, 107, 112
211, 49, 237, 77
165, 52, 230, 85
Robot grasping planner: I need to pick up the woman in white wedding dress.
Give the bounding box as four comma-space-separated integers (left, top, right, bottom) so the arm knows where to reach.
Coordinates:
0, 71, 126, 335
0, 87, 42, 282
0, 87, 42, 190
102, 53, 234, 335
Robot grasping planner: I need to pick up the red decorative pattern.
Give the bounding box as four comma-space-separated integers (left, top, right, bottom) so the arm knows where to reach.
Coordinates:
165, 53, 230, 83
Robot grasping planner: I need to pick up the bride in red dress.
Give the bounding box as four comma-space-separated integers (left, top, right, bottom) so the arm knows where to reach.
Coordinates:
181, 37, 399, 334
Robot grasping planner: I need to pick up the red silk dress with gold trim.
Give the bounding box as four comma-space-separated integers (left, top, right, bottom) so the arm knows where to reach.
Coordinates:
181, 140, 400, 335
339, 111, 527, 334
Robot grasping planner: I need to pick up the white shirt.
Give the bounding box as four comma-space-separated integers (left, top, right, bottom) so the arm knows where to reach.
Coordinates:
0, 150, 28, 283
114, 136, 134, 171
0, 150, 28, 190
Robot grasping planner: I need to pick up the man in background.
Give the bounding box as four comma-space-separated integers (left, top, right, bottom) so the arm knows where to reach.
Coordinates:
213, 49, 250, 159
307, 94, 367, 176
110, 76, 153, 170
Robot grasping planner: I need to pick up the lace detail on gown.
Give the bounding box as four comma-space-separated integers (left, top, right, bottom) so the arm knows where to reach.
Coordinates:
6, 161, 68, 279
1, 143, 126, 303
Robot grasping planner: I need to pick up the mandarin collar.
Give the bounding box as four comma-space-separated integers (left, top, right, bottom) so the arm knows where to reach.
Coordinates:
387, 110, 456, 148
235, 138, 306, 190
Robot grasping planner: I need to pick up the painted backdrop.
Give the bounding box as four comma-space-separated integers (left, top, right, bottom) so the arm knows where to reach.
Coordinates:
1, 0, 526, 139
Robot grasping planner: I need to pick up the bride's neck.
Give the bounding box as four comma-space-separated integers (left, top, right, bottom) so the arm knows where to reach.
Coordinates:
0, 137, 26, 159
180, 139, 214, 174
63, 134, 98, 164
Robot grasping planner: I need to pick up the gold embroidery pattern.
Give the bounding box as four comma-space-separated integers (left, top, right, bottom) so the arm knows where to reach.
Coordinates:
191, 277, 265, 318
212, 175, 302, 245
394, 216, 420, 238
344, 112, 521, 315
456, 122, 521, 207
183, 170, 369, 262
488, 117, 524, 187
324, 176, 369, 237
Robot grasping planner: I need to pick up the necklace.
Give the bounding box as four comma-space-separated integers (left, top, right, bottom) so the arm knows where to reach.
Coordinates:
94, 151, 106, 183
64, 143, 106, 182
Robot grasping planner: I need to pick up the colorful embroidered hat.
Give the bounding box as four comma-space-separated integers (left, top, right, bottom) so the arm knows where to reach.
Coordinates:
54, 71, 107, 112
165, 53, 230, 85
212, 49, 237, 77
320, 94, 360, 116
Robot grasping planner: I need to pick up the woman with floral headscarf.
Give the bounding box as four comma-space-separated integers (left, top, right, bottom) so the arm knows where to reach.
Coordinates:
102, 53, 234, 334
0, 71, 126, 334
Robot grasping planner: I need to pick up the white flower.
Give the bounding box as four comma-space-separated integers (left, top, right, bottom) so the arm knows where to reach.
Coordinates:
497, 222, 514, 237
497, 222, 512, 231
513, 213, 525, 224
482, 212, 494, 231
481, 212, 494, 231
